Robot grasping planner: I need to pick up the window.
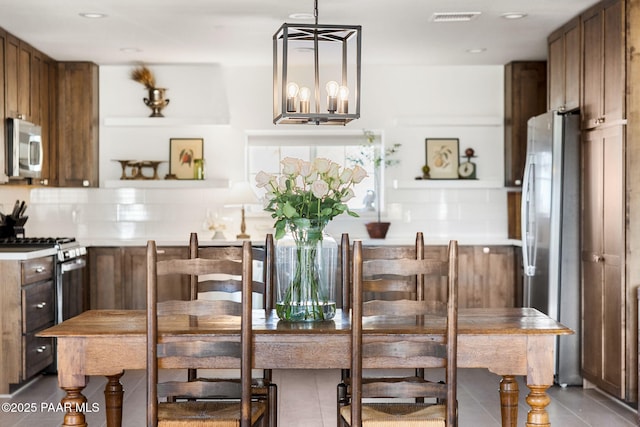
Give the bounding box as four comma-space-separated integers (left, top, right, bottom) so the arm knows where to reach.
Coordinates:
246, 131, 382, 211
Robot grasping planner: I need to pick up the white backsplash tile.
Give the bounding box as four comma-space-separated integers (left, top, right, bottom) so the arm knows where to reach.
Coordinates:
21, 186, 510, 243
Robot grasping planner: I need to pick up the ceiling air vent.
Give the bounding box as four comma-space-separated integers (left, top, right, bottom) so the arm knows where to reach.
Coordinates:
431, 12, 481, 22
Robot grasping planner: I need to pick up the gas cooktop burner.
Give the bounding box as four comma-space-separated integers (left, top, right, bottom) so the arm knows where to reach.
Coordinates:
0, 237, 76, 247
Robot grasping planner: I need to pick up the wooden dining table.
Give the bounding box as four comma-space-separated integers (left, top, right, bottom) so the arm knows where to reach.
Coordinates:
39, 307, 572, 427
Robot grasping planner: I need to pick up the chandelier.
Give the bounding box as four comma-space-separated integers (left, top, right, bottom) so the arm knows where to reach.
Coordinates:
273, 0, 361, 125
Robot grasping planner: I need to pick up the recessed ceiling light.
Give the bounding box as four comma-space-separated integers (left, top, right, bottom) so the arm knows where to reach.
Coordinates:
120, 48, 142, 54
501, 12, 527, 20
466, 48, 487, 54
289, 12, 314, 20
431, 12, 481, 22
79, 12, 107, 19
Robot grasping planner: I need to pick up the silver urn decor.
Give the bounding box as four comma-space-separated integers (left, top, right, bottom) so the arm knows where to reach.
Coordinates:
130, 65, 170, 118
143, 87, 170, 117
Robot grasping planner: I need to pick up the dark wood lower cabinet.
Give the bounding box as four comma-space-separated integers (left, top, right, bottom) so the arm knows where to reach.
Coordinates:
122, 246, 189, 308
88, 244, 517, 310
457, 246, 517, 308
88, 246, 188, 309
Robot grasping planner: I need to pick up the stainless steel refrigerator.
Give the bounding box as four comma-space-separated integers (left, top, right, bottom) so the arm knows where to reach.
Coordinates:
521, 110, 582, 386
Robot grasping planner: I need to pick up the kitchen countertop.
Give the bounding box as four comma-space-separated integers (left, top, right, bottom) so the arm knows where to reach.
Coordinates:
0, 247, 58, 260
81, 237, 522, 248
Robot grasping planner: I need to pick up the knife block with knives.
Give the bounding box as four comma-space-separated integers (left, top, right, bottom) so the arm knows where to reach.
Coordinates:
0, 200, 28, 238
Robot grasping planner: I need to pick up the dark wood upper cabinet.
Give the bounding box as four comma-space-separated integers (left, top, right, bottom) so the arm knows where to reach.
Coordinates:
5, 33, 32, 121
548, 17, 580, 112
55, 62, 99, 187
503, 61, 547, 187
581, 0, 625, 130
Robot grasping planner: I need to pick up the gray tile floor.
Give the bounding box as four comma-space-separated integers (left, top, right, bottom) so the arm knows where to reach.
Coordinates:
0, 368, 637, 426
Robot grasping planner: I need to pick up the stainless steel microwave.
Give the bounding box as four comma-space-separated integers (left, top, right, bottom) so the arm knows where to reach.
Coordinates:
6, 118, 42, 179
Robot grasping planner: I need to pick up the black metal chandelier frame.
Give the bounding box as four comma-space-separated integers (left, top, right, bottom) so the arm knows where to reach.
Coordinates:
273, 0, 361, 125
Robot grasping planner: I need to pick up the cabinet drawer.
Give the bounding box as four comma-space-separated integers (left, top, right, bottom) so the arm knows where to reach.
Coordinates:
23, 329, 54, 379
22, 280, 55, 333
21, 257, 54, 285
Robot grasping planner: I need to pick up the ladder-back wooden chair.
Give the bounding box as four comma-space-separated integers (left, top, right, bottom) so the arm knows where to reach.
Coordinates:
146, 239, 267, 427
339, 239, 459, 427
186, 232, 277, 427
339, 232, 429, 413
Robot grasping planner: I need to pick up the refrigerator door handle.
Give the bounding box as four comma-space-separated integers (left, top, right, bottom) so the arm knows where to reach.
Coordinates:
521, 153, 536, 276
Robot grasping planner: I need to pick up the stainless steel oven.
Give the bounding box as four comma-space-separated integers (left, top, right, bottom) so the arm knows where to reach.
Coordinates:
56, 241, 87, 323
0, 237, 87, 323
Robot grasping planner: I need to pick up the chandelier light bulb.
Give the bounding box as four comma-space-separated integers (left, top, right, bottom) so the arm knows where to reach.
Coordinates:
286, 82, 299, 112
326, 80, 339, 113
299, 86, 311, 114
338, 85, 349, 114
325, 81, 340, 97
286, 82, 299, 98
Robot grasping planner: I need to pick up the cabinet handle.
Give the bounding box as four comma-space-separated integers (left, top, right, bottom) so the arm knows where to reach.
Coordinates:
559, 106, 566, 112
514, 179, 522, 186
592, 254, 605, 263
35, 266, 45, 273
156, 249, 166, 254
482, 247, 490, 254
36, 302, 47, 309
39, 178, 49, 186
82, 180, 90, 187
36, 346, 47, 353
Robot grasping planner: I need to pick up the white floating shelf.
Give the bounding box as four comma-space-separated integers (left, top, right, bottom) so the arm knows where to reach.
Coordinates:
392, 116, 502, 127
104, 179, 229, 189
103, 117, 230, 127
392, 179, 503, 189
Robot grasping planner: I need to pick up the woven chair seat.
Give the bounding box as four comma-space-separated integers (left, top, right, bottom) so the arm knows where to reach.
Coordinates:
340, 403, 446, 426
158, 401, 267, 427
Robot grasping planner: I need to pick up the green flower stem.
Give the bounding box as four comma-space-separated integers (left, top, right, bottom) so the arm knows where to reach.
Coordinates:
278, 223, 330, 321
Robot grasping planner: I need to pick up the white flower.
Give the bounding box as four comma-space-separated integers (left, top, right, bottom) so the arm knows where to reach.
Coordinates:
341, 188, 355, 202
339, 168, 353, 183
327, 162, 340, 179
281, 157, 301, 175
305, 171, 318, 184
300, 161, 313, 177
351, 165, 367, 183
255, 171, 274, 188
311, 180, 329, 198
313, 158, 331, 173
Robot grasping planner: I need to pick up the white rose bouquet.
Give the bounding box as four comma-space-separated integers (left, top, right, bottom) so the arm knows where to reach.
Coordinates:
255, 157, 367, 239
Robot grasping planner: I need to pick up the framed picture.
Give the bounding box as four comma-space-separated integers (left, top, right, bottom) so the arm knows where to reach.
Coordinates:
169, 138, 204, 179
425, 138, 460, 179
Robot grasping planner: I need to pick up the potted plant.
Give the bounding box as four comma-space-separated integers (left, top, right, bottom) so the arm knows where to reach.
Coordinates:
350, 130, 401, 239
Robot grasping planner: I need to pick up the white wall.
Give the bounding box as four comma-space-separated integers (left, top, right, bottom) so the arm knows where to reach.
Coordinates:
15, 63, 511, 243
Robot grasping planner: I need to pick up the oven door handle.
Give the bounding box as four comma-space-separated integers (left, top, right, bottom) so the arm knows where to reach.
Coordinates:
60, 258, 86, 273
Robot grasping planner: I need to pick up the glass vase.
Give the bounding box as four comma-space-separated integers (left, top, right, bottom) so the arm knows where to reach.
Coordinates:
275, 221, 337, 322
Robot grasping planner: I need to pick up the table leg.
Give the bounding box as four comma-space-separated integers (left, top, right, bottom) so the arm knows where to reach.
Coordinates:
104, 371, 125, 427
499, 375, 519, 427
525, 384, 551, 427
61, 386, 88, 427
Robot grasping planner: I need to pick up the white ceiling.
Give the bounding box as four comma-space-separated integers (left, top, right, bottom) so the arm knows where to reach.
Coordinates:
0, 0, 599, 66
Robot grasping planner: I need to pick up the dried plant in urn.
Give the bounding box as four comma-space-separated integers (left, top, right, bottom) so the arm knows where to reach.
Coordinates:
130, 65, 170, 117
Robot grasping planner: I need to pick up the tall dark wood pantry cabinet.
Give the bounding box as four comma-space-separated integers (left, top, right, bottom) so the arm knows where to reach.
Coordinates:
578, 0, 628, 400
